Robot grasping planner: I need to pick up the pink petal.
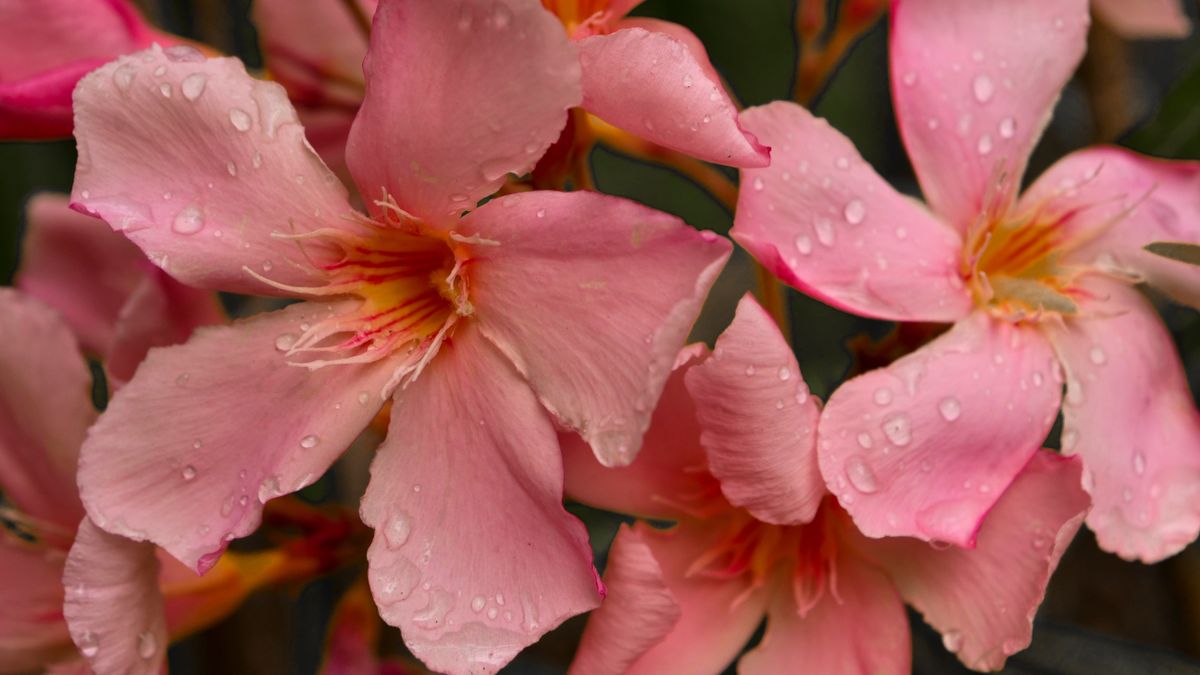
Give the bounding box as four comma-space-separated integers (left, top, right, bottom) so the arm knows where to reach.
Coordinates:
1091, 0, 1191, 38
1046, 279, 1200, 562
818, 312, 1061, 546
685, 295, 823, 525
63, 518, 167, 675
253, 0, 375, 109
601, 520, 769, 674
576, 26, 769, 167
465, 190, 730, 466
562, 345, 713, 520
614, 18, 724, 88
359, 324, 601, 675
739, 550, 910, 675
345, 0, 580, 225
77, 301, 398, 572
16, 192, 148, 357
734, 101, 971, 322
569, 525, 681, 675
859, 450, 1089, 670
1019, 146, 1200, 308
16, 193, 225, 386
104, 270, 225, 387
890, 0, 1090, 230
0, 289, 90, 528
0, 540, 73, 671
0, 0, 156, 138
71, 46, 357, 295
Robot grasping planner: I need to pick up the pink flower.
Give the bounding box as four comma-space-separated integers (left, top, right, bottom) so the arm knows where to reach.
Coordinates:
15, 193, 224, 387
69, 0, 730, 671
1091, 0, 1191, 39
538, 0, 770, 167
733, 0, 1200, 562
0, 290, 294, 675
563, 296, 1090, 673
0, 0, 171, 138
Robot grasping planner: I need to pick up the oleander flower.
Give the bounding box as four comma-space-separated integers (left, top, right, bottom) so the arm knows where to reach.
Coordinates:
733, 0, 1200, 562
69, 0, 729, 671
0, 0, 175, 138
0, 290, 301, 675
563, 296, 1090, 673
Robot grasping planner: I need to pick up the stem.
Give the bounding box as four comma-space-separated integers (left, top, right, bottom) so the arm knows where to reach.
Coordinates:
569, 109, 596, 191
793, 0, 886, 105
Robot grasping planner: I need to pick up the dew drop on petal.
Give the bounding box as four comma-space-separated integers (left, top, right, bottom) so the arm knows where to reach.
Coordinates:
873, 387, 893, 406
1132, 449, 1146, 476
752, 176, 764, 191
856, 432, 873, 449
181, 73, 207, 100
299, 435, 319, 449
78, 632, 100, 658
942, 629, 964, 653
999, 116, 1017, 139
744, 364, 756, 376
181, 465, 197, 481
274, 333, 297, 351
843, 199, 866, 225
794, 234, 813, 255
1089, 346, 1106, 365
229, 108, 252, 132
972, 74, 994, 103
881, 413, 912, 446
814, 218, 835, 246
137, 631, 157, 659
777, 366, 791, 381
938, 397, 961, 422
171, 206, 204, 234
977, 133, 993, 156
384, 512, 412, 548
845, 455, 879, 494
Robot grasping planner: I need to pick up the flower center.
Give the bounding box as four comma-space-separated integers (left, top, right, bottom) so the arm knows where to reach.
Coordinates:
248, 198, 481, 388
540, 0, 611, 34
961, 169, 1148, 322
685, 503, 838, 613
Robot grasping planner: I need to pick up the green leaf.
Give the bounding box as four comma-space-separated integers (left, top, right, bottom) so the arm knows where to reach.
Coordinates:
1145, 241, 1200, 266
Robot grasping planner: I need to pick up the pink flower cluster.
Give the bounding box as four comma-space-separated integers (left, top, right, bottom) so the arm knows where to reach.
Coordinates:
0, 0, 1196, 673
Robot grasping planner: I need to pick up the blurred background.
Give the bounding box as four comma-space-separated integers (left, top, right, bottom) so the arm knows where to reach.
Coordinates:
3, 0, 1200, 672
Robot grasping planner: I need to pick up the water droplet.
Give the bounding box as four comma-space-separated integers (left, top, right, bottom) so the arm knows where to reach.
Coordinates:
998, 116, 1016, 138
1088, 346, 1106, 365
181, 73, 207, 100
113, 65, 135, 91
881, 413, 912, 446
977, 133, 993, 156
972, 74, 994, 103
172, 206, 204, 234
835, 156, 850, 170
682, 74, 693, 88
275, 333, 297, 351
252, 151, 263, 169
942, 629, 964, 653
487, 607, 498, 619
176, 372, 190, 386
902, 71, 917, 86
744, 365, 756, 376
814, 218, 835, 246
873, 388, 893, 406
777, 366, 791, 381
752, 176, 764, 191
491, 3, 512, 28
229, 108, 252, 132
384, 512, 412, 548
856, 432, 873, 449
78, 631, 100, 657
843, 199, 866, 224
794, 234, 813, 255
1133, 449, 1146, 476
299, 435, 319, 449
471, 595, 487, 612
164, 45, 204, 62
938, 397, 961, 422
845, 456, 879, 493
137, 631, 157, 659
535, 208, 546, 219
181, 465, 197, 481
